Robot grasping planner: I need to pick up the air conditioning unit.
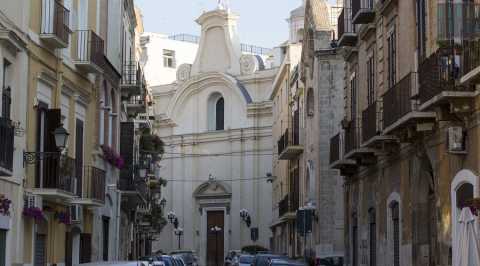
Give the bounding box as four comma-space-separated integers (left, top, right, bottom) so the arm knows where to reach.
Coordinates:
447, 127, 466, 153
69, 205, 82, 223
24, 194, 42, 209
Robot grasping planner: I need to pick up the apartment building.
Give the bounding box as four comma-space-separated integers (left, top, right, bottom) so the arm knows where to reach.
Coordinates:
301, 0, 345, 261
0, 1, 29, 266
330, 0, 480, 265
15, 0, 152, 264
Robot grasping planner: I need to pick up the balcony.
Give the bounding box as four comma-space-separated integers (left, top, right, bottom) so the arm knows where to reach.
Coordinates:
352, 0, 375, 24
126, 96, 147, 117
71, 166, 106, 207
277, 128, 303, 160
73, 30, 104, 73
329, 133, 357, 176
462, 40, 480, 84
278, 195, 290, 218
32, 156, 76, 202
0, 117, 14, 176
40, 0, 71, 48
344, 120, 376, 165
121, 62, 145, 96
361, 101, 397, 148
337, 8, 357, 47
383, 72, 435, 135
419, 48, 475, 112
278, 194, 298, 220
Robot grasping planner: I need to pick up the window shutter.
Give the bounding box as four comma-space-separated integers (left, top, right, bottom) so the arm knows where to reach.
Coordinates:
65, 231, 72, 266
75, 119, 84, 197
120, 122, 135, 187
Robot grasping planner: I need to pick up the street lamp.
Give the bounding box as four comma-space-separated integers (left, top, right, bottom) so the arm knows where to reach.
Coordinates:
210, 226, 223, 266
23, 125, 70, 164
240, 209, 251, 227
174, 227, 184, 250
167, 211, 179, 228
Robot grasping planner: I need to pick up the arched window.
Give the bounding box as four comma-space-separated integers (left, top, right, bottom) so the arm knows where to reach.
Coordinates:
216, 97, 224, 130
390, 201, 400, 266
207, 93, 225, 131
307, 88, 314, 116
451, 170, 479, 263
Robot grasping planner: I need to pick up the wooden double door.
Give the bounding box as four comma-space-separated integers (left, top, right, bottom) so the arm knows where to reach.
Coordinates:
206, 211, 224, 266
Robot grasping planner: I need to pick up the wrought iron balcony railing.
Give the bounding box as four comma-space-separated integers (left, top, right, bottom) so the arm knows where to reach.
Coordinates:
36, 156, 76, 194
0, 117, 14, 174
383, 73, 416, 129
330, 133, 340, 164
352, 0, 375, 24
337, 8, 357, 46
82, 166, 106, 202
344, 120, 359, 155
40, 0, 71, 48
362, 101, 379, 143
278, 195, 290, 217
73, 30, 104, 73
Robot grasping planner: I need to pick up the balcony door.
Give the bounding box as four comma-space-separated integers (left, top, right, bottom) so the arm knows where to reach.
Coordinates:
75, 119, 84, 197
0, 229, 6, 266
36, 103, 61, 189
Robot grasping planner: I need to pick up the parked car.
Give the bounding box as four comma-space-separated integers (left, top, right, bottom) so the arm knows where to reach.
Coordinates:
252, 254, 288, 266
79, 262, 154, 266
315, 256, 344, 266
238, 254, 255, 266
172, 255, 187, 266
158, 255, 176, 266
225, 250, 241, 266
171, 251, 197, 266
268, 259, 307, 266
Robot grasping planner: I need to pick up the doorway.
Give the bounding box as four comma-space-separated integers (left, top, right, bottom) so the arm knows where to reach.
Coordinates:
207, 211, 224, 266
34, 234, 47, 266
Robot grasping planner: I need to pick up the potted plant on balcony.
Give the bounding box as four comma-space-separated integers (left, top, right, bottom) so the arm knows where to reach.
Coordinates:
0, 195, 11, 216
140, 129, 165, 157
23, 207, 44, 221
100, 145, 125, 169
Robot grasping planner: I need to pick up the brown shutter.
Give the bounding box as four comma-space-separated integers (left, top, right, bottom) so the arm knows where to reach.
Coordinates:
43, 109, 61, 189
120, 122, 135, 185
75, 119, 84, 197
65, 232, 72, 266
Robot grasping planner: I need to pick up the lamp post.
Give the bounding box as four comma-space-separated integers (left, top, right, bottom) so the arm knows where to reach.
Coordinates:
210, 226, 222, 266
23, 125, 70, 164
174, 227, 183, 250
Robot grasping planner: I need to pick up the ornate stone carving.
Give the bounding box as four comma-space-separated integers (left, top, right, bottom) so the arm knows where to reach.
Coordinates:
176, 64, 192, 82
239, 55, 258, 75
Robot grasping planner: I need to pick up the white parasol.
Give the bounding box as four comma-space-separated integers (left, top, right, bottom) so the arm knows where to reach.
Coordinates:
454, 207, 480, 266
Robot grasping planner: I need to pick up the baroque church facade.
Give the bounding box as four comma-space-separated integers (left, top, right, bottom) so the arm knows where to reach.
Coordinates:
149, 6, 278, 265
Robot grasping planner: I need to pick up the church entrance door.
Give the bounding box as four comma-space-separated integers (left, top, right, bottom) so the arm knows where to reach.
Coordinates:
207, 211, 224, 266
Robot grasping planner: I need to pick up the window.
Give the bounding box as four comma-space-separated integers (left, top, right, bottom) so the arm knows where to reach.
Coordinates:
416, 0, 427, 61
387, 27, 397, 88
208, 93, 225, 131
163, 49, 176, 68
391, 201, 400, 266
2, 60, 11, 119
307, 88, 314, 116
369, 208, 376, 266
350, 74, 357, 121
215, 97, 224, 131
352, 213, 358, 266
367, 54, 375, 106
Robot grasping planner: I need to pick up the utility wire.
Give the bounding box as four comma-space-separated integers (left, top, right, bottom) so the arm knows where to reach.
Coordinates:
163, 176, 273, 183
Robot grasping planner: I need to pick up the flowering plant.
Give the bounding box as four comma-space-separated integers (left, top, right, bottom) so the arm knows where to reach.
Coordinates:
23, 207, 43, 221
100, 145, 125, 169
0, 195, 12, 216
54, 211, 71, 225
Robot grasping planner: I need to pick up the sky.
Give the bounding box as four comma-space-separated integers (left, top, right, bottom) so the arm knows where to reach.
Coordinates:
135, 0, 337, 48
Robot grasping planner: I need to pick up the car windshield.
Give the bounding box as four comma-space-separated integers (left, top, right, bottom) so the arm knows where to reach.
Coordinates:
239, 256, 254, 264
